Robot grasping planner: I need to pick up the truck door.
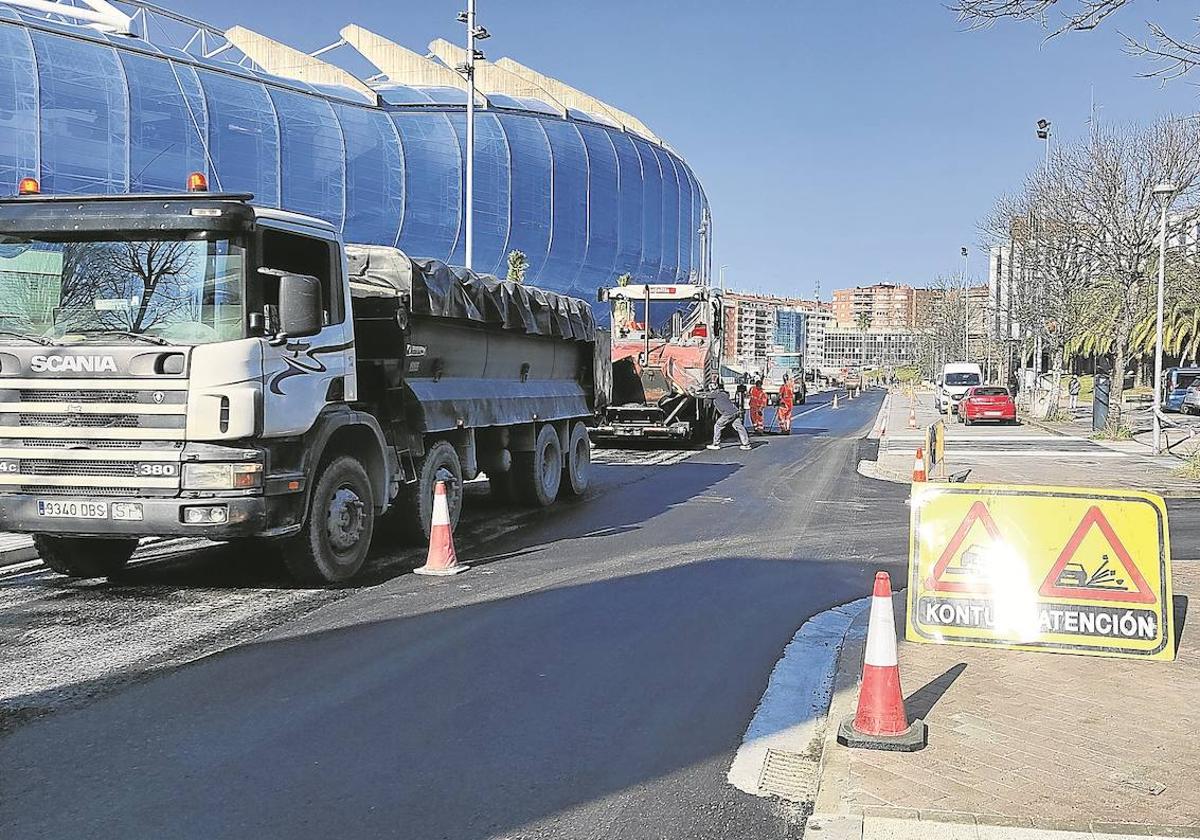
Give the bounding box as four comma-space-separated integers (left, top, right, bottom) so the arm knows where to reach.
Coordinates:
258, 224, 355, 437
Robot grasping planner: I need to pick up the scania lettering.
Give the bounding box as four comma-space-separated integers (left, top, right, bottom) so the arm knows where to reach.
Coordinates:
0, 185, 607, 583
29, 355, 119, 373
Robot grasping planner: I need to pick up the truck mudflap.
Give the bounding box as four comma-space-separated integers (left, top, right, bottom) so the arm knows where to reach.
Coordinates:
405, 378, 591, 432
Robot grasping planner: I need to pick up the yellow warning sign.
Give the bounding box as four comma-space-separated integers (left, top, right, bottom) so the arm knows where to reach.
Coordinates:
906, 483, 1175, 660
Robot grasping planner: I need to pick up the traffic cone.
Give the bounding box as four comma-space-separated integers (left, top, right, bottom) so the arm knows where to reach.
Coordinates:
832, 393, 840, 409
912, 446, 927, 483
837, 572, 927, 752
414, 480, 468, 576
908, 404, 917, 430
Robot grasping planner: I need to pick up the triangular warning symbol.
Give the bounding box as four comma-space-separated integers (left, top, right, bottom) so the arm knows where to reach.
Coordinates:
1040, 506, 1155, 603
926, 500, 1004, 593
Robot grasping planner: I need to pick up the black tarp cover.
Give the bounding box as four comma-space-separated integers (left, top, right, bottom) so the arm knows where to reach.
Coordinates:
346, 245, 596, 342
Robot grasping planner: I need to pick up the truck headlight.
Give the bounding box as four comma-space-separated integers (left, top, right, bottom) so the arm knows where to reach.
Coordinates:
183, 462, 262, 490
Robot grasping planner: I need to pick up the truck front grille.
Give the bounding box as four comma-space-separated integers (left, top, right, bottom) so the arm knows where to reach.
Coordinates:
21, 389, 138, 403
21, 438, 143, 449
20, 459, 137, 478
19, 413, 142, 428
22, 485, 148, 497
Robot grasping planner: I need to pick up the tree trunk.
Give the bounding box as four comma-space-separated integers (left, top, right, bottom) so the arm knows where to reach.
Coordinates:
1106, 307, 1134, 437
1039, 344, 1065, 421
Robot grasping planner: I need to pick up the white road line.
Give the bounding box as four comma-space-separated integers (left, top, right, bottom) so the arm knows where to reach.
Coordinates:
727, 596, 870, 798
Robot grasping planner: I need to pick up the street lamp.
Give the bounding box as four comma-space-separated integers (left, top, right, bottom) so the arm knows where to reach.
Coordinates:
1036, 118, 1051, 171
456, 2, 489, 270
1151, 182, 1178, 456
961, 246, 969, 359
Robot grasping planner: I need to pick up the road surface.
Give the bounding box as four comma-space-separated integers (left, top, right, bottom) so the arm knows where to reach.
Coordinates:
0, 390, 905, 839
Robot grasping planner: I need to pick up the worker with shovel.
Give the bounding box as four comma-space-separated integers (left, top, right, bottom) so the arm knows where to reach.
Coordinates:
748, 379, 768, 433
701, 379, 752, 451
776, 373, 795, 435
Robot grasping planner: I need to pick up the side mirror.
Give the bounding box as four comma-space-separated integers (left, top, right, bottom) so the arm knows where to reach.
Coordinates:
278, 273, 323, 340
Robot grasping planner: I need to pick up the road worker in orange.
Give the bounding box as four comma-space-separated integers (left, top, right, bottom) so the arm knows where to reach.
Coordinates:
776, 373, 795, 434
748, 379, 768, 433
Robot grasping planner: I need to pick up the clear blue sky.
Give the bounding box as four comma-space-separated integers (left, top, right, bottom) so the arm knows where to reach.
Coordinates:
171, 0, 1198, 298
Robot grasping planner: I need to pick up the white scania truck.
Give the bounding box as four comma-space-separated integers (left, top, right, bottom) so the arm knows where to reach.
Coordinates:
0, 180, 607, 583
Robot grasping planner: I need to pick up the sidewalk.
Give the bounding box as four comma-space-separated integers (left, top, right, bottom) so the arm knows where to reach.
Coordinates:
810, 563, 1200, 839
866, 386, 1200, 498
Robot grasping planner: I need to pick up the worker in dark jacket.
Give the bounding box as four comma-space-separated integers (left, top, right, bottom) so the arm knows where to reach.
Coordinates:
701, 381, 752, 451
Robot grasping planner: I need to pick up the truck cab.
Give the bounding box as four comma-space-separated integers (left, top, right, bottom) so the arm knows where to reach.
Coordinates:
936, 362, 983, 415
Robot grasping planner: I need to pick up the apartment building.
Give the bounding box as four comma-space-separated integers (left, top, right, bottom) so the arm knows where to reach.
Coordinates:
831, 284, 916, 329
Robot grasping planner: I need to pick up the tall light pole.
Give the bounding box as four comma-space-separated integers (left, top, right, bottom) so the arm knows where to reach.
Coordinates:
961, 246, 969, 359
457, 3, 489, 270
1152, 182, 1177, 456
1032, 119, 1052, 382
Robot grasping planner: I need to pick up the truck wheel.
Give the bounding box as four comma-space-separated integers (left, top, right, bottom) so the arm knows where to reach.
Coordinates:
284, 455, 375, 585
514, 424, 561, 507
412, 441, 464, 538
562, 421, 591, 497
34, 535, 137, 578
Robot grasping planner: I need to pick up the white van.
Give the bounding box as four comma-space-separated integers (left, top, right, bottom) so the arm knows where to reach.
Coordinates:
936, 362, 983, 414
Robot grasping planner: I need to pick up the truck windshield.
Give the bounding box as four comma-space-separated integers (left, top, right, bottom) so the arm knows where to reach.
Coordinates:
0, 234, 246, 345
945, 372, 981, 386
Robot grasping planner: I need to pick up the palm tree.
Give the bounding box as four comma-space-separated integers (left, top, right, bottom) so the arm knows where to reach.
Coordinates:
506, 250, 529, 283
1132, 303, 1200, 365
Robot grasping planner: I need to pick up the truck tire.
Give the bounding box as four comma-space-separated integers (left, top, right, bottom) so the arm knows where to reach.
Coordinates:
562, 421, 591, 497
34, 535, 137, 578
388, 441, 464, 542
283, 455, 375, 585
514, 424, 561, 507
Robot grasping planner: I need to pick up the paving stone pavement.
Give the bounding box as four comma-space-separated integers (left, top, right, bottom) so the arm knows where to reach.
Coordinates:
872, 387, 1200, 498
818, 563, 1200, 831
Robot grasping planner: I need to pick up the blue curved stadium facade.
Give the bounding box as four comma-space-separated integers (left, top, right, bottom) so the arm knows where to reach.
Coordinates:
0, 6, 708, 301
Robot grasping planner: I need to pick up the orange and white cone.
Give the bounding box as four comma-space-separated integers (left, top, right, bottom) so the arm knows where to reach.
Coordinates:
414, 480, 468, 576
908, 405, 917, 430
912, 446, 927, 483
837, 572, 927, 751
832, 393, 840, 409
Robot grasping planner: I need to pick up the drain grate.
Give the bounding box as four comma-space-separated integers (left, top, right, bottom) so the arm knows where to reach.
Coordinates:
757, 748, 819, 801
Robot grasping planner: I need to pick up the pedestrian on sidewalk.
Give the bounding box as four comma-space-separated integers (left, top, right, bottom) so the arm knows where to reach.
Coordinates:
1068, 375, 1081, 411
701, 379, 751, 451
776, 373, 795, 434
748, 379, 768, 433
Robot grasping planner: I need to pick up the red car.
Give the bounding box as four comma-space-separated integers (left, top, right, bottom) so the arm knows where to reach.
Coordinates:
958, 386, 1017, 425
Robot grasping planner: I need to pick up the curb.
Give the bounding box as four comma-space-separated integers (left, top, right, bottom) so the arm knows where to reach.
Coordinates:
0, 537, 37, 569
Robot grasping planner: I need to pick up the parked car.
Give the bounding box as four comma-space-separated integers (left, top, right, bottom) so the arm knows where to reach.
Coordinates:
1161, 367, 1200, 412
936, 362, 983, 414
958, 385, 1017, 426
1181, 382, 1200, 416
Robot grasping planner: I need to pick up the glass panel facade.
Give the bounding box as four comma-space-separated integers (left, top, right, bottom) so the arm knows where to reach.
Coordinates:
0, 23, 36, 195
575, 124, 618, 294
197, 68, 279, 204
32, 31, 127, 194
270, 88, 345, 231
635, 140, 662, 284
122, 53, 207, 192
0, 20, 707, 304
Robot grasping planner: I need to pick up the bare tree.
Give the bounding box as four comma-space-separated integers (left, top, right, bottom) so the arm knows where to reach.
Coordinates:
1050, 120, 1200, 433
981, 162, 1101, 419
951, 0, 1200, 80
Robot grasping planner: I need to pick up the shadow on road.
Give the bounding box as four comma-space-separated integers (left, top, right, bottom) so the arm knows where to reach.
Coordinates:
0, 556, 886, 840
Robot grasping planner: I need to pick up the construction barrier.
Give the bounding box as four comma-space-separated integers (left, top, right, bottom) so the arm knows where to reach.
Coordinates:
924, 420, 945, 480
906, 483, 1175, 660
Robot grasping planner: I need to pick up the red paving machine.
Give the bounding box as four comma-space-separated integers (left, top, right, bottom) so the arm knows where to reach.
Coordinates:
590, 283, 722, 446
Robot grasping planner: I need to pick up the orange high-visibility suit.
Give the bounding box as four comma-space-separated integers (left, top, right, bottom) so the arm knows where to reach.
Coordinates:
777, 383, 795, 434
748, 385, 768, 431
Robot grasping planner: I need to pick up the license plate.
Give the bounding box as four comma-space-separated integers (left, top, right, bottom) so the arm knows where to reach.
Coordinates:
36, 500, 109, 519
984, 411, 1002, 417
616, 428, 639, 436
